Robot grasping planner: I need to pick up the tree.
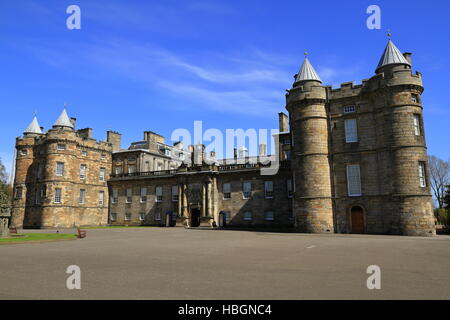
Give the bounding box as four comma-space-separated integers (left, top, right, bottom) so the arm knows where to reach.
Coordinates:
444, 185, 450, 211
0, 157, 11, 209
428, 155, 450, 208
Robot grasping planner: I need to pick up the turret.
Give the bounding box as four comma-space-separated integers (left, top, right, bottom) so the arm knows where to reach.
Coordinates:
286, 54, 334, 233
374, 38, 435, 236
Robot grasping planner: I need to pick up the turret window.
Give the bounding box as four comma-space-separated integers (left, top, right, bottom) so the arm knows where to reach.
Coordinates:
54, 188, 62, 203
20, 149, 28, 156
344, 119, 358, 143
413, 114, 422, 136
411, 94, 419, 103
418, 162, 427, 187
56, 162, 65, 176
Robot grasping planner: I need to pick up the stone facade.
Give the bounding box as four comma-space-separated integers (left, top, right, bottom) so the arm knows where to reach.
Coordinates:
10, 40, 436, 236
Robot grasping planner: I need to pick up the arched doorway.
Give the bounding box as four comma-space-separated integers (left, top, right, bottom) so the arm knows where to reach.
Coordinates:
218, 211, 227, 228
350, 206, 365, 234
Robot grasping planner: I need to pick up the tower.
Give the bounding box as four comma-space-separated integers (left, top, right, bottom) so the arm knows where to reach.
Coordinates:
374, 38, 435, 236
286, 54, 334, 233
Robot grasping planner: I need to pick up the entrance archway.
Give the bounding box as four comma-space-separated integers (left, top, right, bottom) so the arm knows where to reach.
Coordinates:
190, 208, 201, 227
350, 206, 365, 234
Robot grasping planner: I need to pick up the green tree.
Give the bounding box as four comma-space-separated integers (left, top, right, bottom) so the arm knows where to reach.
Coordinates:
0, 157, 11, 209
444, 185, 450, 211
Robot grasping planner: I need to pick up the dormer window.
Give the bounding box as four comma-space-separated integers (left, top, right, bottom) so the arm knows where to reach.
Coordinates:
343, 106, 356, 113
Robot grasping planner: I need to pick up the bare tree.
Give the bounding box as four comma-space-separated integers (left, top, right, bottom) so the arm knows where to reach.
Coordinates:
428, 155, 450, 208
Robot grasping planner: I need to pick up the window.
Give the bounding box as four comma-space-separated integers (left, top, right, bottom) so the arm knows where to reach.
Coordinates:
156, 186, 163, 202
165, 149, 171, 156
98, 191, 105, 206
419, 162, 427, 187
125, 213, 131, 221
41, 185, 47, 198
139, 213, 146, 221
172, 186, 179, 202
179, 153, 185, 160
128, 165, 136, 174
284, 150, 292, 160
344, 119, 358, 143
347, 165, 362, 196
115, 166, 123, 175
54, 188, 62, 203
56, 162, 65, 176
126, 188, 132, 203
244, 211, 252, 221
79, 189, 86, 205
413, 114, 421, 136
81, 151, 88, 157
101, 153, 107, 160
411, 94, 419, 103
242, 182, 252, 199
287, 179, 293, 198
264, 181, 273, 199
110, 213, 117, 222
264, 211, 274, 221
155, 212, 161, 221
15, 187, 23, 199
112, 189, 118, 203
37, 163, 44, 179
80, 164, 87, 180
57, 144, 66, 151
344, 106, 356, 113
223, 183, 231, 200
35, 188, 40, 205
157, 163, 163, 171
140, 187, 147, 202
99, 168, 106, 182
20, 149, 27, 156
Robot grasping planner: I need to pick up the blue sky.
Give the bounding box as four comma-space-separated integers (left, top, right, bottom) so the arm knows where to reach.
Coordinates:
1, 0, 449, 178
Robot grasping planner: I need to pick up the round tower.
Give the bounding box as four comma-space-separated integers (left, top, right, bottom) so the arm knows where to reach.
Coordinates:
375, 38, 435, 236
286, 55, 334, 233
11, 115, 44, 228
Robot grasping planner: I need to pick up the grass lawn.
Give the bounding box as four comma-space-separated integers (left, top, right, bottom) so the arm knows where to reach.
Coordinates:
84, 226, 157, 229
0, 233, 77, 244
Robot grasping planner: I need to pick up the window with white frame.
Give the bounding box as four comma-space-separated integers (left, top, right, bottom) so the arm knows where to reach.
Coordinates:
112, 189, 118, 203
99, 168, 106, 182
264, 181, 273, 199
242, 182, 252, 199
156, 186, 163, 202
343, 106, 356, 113
155, 212, 161, 221
139, 213, 146, 221
223, 183, 231, 199
140, 187, 147, 202
347, 165, 362, 196
110, 213, 117, 222
54, 188, 62, 203
165, 149, 171, 156
344, 119, 358, 143
244, 211, 252, 221
413, 114, 421, 136
287, 179, 293, 198
57, 144, 66, 151
98, 191, 105, 206
80, 164, 87, 180
56, 162, 65, 176
126, 188, 132, 203
419, 162, 427, 187
79, 189, 86, 205
15, 187, 23, 199
264, 211, 274, 221
172, 186, 179, 202
125, 213, 131, 221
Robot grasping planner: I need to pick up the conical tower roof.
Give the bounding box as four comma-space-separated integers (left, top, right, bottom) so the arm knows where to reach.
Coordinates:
54, 107, 74, 128
295, 57, 322, 83
376, 39, 410, 72
24, 115, 43, 134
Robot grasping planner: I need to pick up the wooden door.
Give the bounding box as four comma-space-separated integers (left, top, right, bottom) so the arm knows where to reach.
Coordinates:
351, 207, 365, 234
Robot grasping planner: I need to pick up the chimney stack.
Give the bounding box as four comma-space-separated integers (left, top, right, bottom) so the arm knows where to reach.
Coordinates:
403, 52, 412, 65
278, 112, 289, 132
70, 117, 77, 129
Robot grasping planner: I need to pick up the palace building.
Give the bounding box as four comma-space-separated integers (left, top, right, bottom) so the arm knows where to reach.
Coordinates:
11, 39, 436, 236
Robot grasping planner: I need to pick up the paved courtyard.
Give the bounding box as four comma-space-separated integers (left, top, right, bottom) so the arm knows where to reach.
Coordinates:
1, 227, 449, 300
